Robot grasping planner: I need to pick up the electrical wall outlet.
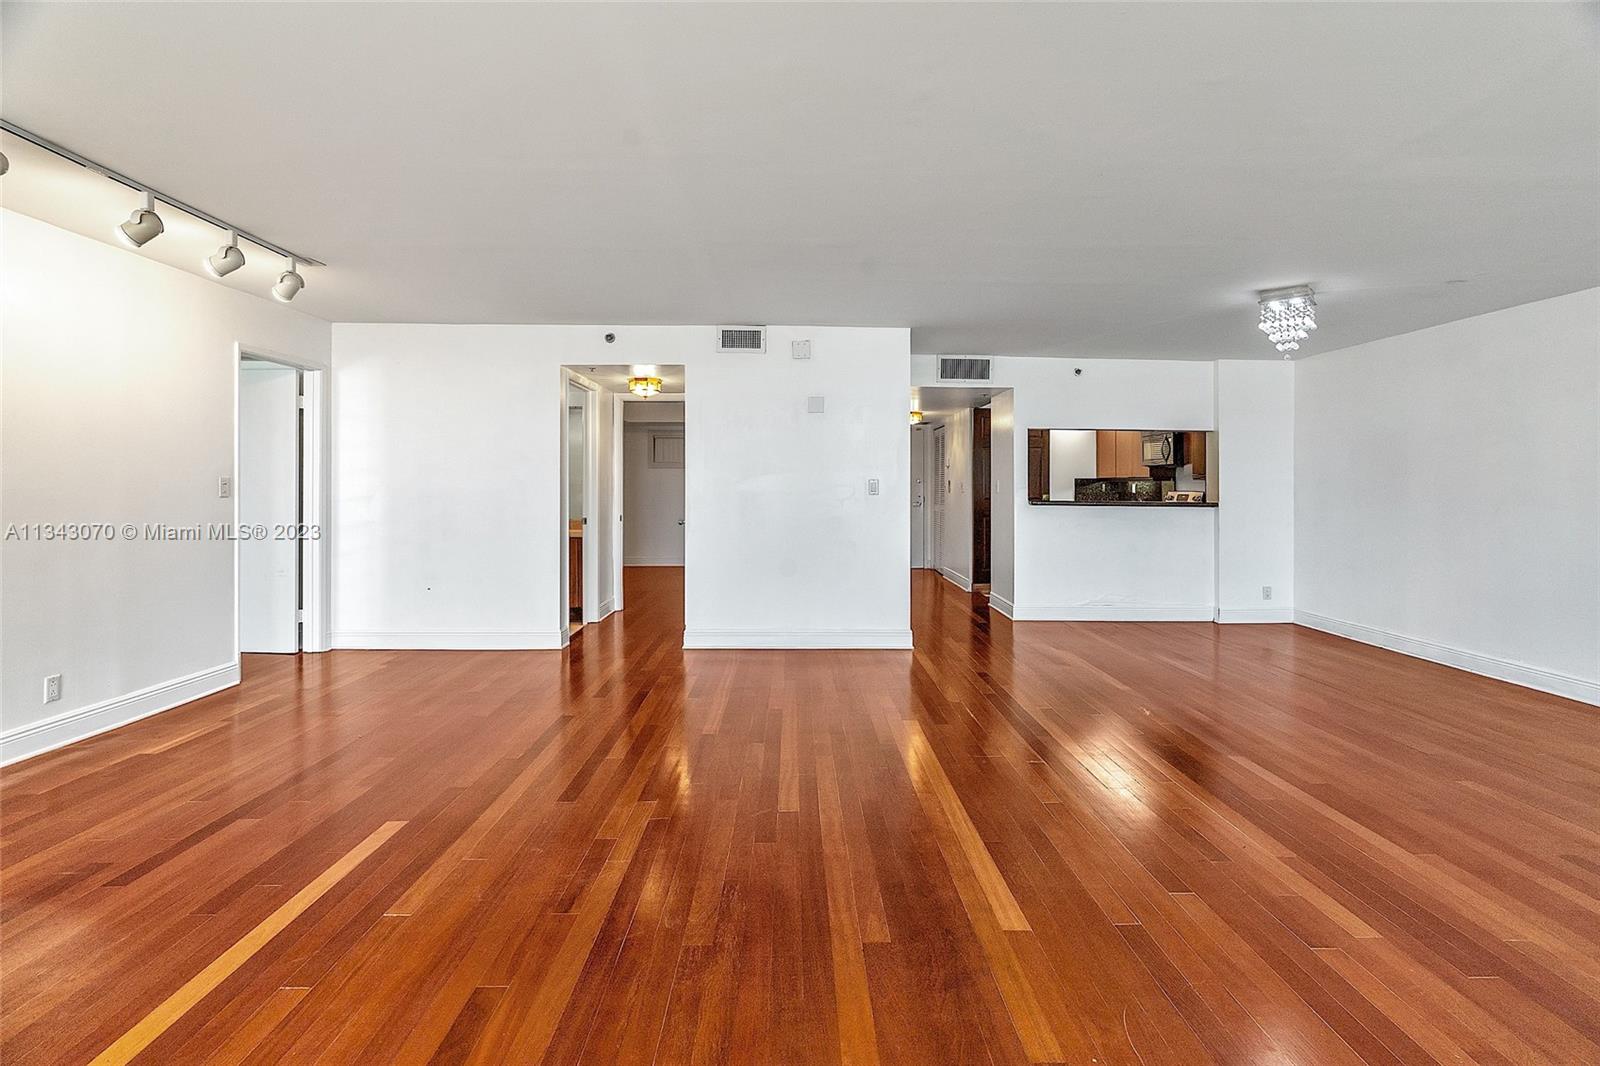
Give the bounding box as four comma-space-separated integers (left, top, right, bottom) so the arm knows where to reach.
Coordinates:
44, 674, 62, 704
1261, 585, 1273, 601
218, 475, 232, 499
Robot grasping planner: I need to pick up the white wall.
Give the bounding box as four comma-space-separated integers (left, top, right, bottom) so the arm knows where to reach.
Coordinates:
1, 211, 333, 763
927, 356, 1220, 620
1046, 429, 1097, 501
1296, 289, 1600, 704
624, 400, 683, 423
623, 422, 685, 565
1216, 361, 1294, 622
332, 326, 547, 647
333, 325, 911, 649
683, 328, 911, 646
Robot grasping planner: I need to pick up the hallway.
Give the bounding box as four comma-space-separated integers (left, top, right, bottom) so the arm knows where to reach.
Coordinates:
3, 568, 1598, 1064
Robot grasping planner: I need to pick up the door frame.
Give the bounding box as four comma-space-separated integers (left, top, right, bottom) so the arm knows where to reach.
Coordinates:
233, 343, 328, 665
930, 423, 947, 577
910, 424, 930, 569
611, 380, 689, 617
972, 405, 992, 586
612, 393, 627, 613
560, 371, 601, 644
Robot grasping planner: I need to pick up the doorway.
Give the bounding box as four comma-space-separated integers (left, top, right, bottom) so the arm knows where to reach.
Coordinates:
615, 365, 687, 630
972, 404, 992, 589
237, 353, 320, 657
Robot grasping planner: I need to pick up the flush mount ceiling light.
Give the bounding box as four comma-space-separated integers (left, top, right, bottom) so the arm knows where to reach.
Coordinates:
272, 258, 305, 302
628, 376, 663, 398
909, 410, 925, 425
1258, 285, 1317, 356
118, 191, 165, 247
205, 229, 246, 277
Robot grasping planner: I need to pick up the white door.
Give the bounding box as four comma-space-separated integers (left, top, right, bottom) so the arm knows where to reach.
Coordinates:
930, 426, 947, 575
239, 361, 299, 653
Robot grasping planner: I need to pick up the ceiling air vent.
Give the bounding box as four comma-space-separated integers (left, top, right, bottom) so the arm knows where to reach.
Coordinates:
717, 326, 766, 353
937, 356, 992, 383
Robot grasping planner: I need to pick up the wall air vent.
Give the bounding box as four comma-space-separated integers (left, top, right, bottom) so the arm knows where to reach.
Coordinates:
937, 356, 992, 383
717, 326, 766, 353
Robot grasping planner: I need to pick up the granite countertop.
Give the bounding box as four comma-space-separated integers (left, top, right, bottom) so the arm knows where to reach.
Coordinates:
1028, 499, 1218, 507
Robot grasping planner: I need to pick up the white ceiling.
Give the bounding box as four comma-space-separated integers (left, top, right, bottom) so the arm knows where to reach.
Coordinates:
912, 386, 1004, 425
3, 2, 1596, 359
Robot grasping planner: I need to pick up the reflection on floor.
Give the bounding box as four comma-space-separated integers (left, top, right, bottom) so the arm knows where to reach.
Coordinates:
5, 566, 1599, 1064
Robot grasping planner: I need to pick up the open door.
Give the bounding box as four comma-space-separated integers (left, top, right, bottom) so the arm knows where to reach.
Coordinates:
239, 360, 300, 653
566, 381, 588, 634
972, 405, 991, 586
930, 425, 947, 576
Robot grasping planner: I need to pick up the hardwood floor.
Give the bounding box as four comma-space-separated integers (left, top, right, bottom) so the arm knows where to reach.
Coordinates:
4, 567, 1599, 1064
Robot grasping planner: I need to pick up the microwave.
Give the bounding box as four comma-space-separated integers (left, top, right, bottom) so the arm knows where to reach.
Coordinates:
1140, 431, 1176, 465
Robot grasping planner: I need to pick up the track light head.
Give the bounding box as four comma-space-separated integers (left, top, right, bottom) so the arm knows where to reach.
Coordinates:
118, 191, 164, 247
272, 258, 304, 302
205, 230, 246, 277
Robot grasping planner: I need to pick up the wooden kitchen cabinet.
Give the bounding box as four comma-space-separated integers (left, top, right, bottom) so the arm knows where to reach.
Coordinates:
1185, 432, 1207, 477
1096, 431, 1114, 476
1096, 430, 1148, 478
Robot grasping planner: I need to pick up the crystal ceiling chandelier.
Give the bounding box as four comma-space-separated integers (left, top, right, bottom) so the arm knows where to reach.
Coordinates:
1257, 285, 1317, 356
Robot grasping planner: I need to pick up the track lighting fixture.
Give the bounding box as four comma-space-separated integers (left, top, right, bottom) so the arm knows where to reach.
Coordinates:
117, 191, 165, 248
272, 258, 305, 303
205, 229, 246, 277
2, 120, 324, 301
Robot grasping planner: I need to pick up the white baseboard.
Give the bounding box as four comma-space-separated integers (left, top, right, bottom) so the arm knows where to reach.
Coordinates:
683, 628, 914, 650
1216, 607, 1295, 624
939, 567, 973, 592
989, 593, 1017, 618
1, 662, 240, 767
1009, 604, 1216, 622
1294, 610, 1599, 706
331, 630, 565, 650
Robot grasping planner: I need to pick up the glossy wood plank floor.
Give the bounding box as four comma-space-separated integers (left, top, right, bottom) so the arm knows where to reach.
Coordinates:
5, 568, 1600, 1065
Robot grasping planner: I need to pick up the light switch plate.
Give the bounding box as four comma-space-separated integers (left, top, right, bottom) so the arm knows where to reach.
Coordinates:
791, 339, 812, 360
806, 396, 825, 414
218, 476, 232, 499
867, 478, 880, 495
